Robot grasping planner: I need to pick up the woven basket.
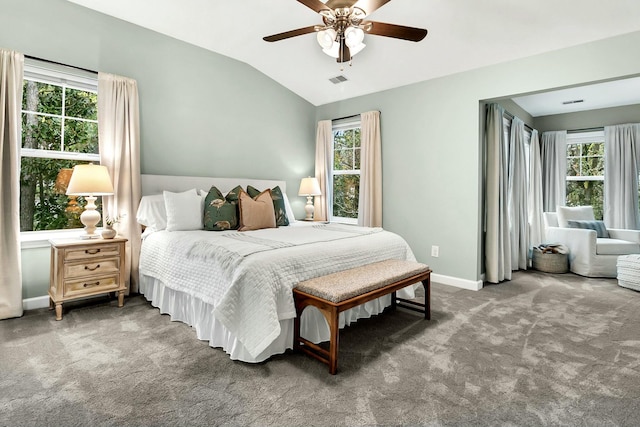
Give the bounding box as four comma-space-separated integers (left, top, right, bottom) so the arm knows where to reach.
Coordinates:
532, 248, 569, 273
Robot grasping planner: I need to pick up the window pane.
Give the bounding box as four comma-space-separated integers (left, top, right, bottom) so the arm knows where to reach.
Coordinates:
567, 157, 580, 176
334, 149, 354, 170
22, 113, 62, 150
354, 147, 361, 170
65, 88, 97, 120
64, 120, 98, 153
567, 143, 581, 157
566, 180, 603, 220
333, 174, 360, 219
22, 80, 62, 115
20, 158, 102, 231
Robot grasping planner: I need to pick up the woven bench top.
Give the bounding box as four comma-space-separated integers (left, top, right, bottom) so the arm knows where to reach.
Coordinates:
295, 259, 430, 303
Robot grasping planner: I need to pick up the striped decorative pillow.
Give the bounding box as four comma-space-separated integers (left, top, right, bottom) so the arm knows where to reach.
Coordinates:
566, 220, 609, 238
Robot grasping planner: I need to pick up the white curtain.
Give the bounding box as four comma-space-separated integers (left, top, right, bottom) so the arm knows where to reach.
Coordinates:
528, 130, 545, 248
604, 123, 640, 229
314, 120, 332, 222
0, 49, 24, 319
485, 104, 511, 283
358, 111, 382, 227
541, 131, 567, 212
98, 73, 142, 293
508, 118, 528, 270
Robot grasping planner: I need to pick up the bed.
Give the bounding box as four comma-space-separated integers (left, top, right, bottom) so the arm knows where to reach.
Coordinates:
137, 175, 418, 363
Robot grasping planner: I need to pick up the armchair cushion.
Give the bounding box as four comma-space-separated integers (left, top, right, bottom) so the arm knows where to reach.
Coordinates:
596, 238, 640, 255
567, 219, 609, 238
557, 206, 595, 228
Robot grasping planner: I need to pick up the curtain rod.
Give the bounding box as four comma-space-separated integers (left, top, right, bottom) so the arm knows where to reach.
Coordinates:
504, 110, 534, 133
332, 114, 360, 122
25, 54, 98, 75
568, 127, 604, 133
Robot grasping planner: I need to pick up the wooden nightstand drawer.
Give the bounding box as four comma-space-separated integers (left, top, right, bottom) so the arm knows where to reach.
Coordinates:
49, 237, 128, 320
64, 258, 120, 278
63, 274, 120, 298
65, 243, 121, 261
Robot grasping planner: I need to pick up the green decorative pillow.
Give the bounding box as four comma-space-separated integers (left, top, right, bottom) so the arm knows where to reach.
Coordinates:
247, 185, 289, 226
203, 186, 239, 231
566, 219, 609, 238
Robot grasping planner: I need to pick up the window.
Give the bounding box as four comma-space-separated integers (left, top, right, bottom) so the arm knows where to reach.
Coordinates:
20, 60, 99, 232
331, 119, 361, 223
566, 130, 604, 220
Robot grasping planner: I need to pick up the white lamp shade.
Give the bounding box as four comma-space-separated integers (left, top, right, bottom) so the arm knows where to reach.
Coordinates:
298, 177, 322, 196
66, 163, 114, 196
323, 40, 365, 58
316, 28, 337, 50
345, 27, 365, 48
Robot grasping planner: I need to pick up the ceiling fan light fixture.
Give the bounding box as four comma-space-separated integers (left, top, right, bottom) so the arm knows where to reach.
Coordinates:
322, 41, 340, 58
344, 26, 365, 48
317, 28, 337, 50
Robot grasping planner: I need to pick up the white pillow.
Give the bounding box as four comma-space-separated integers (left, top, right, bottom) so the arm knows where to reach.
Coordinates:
557, 206, 595, 228
137, 194, 168, 230
163, 189, 203, 231
282, 193, 296, 224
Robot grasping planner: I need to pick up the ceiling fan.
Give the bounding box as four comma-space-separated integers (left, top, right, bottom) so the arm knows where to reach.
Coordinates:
263, 0, 428, 64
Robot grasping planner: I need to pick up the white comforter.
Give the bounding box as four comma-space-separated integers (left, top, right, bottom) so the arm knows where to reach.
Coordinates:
139, 223, 416, 358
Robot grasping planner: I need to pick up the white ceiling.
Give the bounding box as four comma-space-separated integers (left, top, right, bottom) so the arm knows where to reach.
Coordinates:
66, 0, 640, 107
512, 77, 640, 117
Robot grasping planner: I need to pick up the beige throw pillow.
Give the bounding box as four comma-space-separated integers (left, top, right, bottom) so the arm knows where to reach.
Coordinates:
238, 189, 276, 231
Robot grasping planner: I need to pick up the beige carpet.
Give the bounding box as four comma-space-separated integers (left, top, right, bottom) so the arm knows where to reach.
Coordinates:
1, 270, 639, 426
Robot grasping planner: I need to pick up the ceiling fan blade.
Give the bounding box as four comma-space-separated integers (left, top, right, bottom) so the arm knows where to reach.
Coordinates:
297, 0, 332, 13
363, 21, 428, 41
352, 0, 391, 16
337, 40, 351, 63
263, 25, 318, 42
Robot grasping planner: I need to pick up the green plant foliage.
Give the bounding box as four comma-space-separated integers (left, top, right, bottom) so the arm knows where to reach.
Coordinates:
332, 127, 361, 219
565, 142, 604, 220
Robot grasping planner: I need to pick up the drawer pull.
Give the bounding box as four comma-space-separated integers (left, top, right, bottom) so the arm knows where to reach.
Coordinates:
83, 281, 101, 288
85, 248, 101, 255
84, 264, 100, 271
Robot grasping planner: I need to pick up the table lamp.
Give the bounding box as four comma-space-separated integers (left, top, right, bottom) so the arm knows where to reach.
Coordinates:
298, 176, 321, 221
66, 163, 114, 239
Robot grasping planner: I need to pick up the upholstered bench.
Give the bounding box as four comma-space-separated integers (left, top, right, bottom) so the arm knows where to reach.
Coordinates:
617, 254, 640, 291
293, 259, 431, 374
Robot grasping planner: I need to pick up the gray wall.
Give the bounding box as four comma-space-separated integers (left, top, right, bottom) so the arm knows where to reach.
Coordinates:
2, 0, 316, 300
316, 30, 640, 283
534, 103, 640, 132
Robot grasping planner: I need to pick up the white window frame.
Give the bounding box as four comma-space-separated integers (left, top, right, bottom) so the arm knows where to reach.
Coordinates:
566, 130, 605, 183
330, 118, 361, 224
20, 59, 99, 247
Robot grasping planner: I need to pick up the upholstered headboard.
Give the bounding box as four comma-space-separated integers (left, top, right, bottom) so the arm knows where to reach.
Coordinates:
140, 174, 286, 196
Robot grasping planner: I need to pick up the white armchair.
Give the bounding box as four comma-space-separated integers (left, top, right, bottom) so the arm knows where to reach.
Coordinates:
543, 206, 640, 277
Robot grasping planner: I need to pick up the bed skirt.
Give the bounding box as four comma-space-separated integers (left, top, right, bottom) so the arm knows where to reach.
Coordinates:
139, 274, 394, 363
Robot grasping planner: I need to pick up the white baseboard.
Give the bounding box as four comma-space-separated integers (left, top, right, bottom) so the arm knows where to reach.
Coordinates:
23, 295, 50, 311
431, 273, 483, 291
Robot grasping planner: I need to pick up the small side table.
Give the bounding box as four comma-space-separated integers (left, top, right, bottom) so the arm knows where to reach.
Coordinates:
49, 237, 128, 320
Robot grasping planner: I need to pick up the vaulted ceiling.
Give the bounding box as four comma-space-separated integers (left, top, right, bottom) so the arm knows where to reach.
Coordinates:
67, 0, 640, 108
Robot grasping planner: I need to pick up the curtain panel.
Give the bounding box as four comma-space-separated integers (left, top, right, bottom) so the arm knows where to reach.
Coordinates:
528, 130, 545, 248
314, 120, 332, 222
484, 104, 512, 283
98, 73, 142, 293
508, 117, 529, 270
541, 131, 567, 212
604, 123, 640, 229
0, 49, 24, 319
358, 111, 382, 227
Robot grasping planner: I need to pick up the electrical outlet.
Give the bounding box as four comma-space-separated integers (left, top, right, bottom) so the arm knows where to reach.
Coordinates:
431, 245, 439, 257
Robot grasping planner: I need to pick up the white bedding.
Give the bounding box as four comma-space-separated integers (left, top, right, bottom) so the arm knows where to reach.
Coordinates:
139, 223, 416, 361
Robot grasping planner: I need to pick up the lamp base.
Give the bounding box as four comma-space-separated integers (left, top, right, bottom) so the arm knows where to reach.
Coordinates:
79, 233, 100, 240
304, 195, 315, 221
79, 195, 101, 240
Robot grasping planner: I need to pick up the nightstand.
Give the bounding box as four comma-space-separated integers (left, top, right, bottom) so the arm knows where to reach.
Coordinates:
49, 237, 128, 320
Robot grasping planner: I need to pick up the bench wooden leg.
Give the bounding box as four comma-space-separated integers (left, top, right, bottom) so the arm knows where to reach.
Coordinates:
328, 306, 339, 375
423, 277, 431, 320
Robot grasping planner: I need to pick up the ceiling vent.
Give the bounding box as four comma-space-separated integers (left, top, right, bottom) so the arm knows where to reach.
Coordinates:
329, 75, 348, 84
562, 99, 584, 105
